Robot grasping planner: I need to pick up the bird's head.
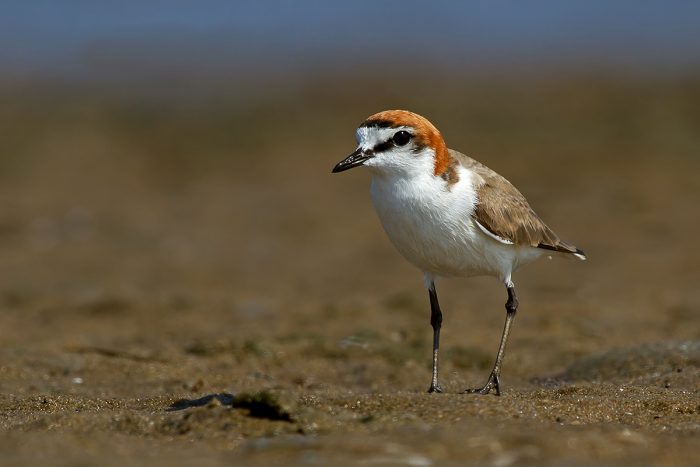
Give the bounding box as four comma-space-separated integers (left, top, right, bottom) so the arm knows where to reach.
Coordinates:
332, 110, 452, 179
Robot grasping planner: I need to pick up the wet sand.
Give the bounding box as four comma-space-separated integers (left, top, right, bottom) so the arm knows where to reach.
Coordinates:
0, 78, 698, 465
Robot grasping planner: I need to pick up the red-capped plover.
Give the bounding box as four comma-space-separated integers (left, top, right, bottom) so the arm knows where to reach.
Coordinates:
332, 110, 585, 395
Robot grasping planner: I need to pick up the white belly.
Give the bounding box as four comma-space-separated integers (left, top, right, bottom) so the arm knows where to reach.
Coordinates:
369, 170, 542, 281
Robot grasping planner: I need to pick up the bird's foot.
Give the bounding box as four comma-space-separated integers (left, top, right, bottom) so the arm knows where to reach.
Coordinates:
427, 383, 443, 394
464, 371, 501, 396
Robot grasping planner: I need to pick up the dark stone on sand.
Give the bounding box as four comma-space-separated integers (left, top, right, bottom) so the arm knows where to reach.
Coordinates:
168, 390, 295, 422
167, 393, 236, 411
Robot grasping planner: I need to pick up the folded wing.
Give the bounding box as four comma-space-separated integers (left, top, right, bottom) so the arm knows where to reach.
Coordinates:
450, 150, 585, 259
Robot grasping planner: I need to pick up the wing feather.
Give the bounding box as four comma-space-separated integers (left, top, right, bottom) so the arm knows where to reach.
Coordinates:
449, 149, 584, 258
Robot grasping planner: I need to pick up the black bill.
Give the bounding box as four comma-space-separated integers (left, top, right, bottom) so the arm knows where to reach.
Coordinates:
332, 148, 372, 173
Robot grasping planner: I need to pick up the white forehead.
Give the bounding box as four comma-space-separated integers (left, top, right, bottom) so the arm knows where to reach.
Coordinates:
355, 126, 412, 149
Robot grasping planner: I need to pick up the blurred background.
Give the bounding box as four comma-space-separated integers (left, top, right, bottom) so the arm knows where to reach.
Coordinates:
3, 0, 700, 407
1, 1, 699, 464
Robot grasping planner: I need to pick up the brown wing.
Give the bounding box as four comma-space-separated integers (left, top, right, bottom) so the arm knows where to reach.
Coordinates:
449, 150, 583, 256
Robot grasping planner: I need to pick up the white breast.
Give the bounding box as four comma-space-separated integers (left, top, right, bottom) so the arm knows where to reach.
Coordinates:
369, 166, 541, 282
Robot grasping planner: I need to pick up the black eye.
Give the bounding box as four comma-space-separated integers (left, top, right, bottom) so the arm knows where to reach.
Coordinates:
392, 130, 411, 146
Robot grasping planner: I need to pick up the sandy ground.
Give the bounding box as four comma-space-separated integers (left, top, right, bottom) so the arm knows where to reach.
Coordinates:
0, 78, 698, 465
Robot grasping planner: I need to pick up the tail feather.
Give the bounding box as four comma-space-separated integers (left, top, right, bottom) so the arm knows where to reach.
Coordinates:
538, 242, 587, 260
572, 248, 587, 261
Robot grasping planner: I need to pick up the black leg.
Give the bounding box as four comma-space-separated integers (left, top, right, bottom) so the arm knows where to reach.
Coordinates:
465, 285, 518, 396
427, 281, 443, 393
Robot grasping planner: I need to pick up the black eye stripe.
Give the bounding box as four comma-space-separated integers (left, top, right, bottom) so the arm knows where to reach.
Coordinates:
368, 131, 414, 154
371, 140, 394, 153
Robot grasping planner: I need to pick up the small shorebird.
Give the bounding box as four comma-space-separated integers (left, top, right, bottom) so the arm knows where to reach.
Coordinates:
332, 110, 585, 395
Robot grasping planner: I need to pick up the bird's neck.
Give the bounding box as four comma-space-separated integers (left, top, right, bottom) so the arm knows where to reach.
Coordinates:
432, 144, 459, 186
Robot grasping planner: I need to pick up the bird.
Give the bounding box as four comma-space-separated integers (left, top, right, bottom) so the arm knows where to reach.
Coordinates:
332, 110, 585, 395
